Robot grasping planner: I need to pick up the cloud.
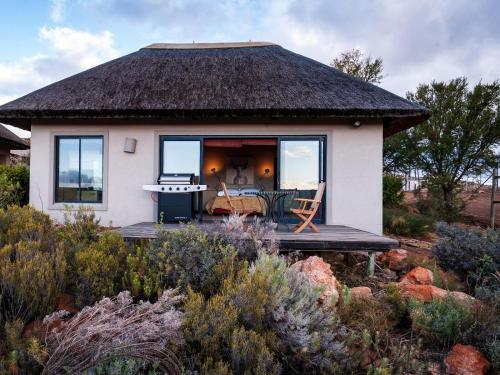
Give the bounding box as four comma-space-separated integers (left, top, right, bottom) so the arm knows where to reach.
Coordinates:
50, 0, 66, 22
86, 0, 500, 95
0, 26, 119, 105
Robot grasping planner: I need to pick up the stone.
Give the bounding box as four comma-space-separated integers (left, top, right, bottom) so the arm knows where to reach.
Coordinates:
397, 283, 475, 303
397, 283, 447, 302
290, 256, 340, 305
56, 293, 79, 314
351, 286, 373, 300
444, 344, 489, 375
378, 249, 408, 270
449, 291, 475, 303
399, 266, 434, 285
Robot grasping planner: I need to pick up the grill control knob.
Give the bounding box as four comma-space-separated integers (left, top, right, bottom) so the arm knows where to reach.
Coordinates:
168, 187, 172, 191
197, 186, 200, 190
184, 187, 187, 191
161, 187, 165, 191
176, 187, 180, 191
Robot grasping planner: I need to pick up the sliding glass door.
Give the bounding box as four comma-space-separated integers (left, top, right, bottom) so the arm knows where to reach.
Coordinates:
160, 137, 203, 218
278, 137, 326, 223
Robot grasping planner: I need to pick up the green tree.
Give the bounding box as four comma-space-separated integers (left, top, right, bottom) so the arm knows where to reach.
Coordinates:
402, 78, 500, 220
331, 49, 384, 84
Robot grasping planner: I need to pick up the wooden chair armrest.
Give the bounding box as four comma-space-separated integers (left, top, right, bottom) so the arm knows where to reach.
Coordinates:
294, 198, 320, 203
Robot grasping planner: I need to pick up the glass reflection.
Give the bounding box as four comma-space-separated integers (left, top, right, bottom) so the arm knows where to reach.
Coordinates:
280, 140, 320, 190
56, 137, 103, 203
163, 140, 200, 177
57, 138, 80, 202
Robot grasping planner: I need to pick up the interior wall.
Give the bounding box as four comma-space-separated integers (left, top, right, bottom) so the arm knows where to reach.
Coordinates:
202, 144, 276, 206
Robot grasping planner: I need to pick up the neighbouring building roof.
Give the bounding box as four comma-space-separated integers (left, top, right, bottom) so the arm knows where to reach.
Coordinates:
0, 124, 29, 150
0, 42, 429, 136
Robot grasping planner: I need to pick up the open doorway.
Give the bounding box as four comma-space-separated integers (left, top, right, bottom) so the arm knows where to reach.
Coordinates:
202, 138, 277, 220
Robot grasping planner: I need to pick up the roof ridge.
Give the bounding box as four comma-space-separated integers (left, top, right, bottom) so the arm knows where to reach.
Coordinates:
143, 42, 277, 50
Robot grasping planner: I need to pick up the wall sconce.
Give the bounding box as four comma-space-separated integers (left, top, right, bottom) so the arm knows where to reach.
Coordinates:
124, 138, 137, 153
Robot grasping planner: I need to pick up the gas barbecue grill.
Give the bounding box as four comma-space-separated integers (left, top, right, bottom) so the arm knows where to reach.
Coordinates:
142, 173, 207, 222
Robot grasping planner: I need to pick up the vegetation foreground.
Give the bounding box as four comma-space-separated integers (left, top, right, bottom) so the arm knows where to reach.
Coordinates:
0, 205, 497, 374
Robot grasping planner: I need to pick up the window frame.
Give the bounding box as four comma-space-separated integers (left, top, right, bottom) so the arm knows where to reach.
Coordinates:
54, 135, 104, 204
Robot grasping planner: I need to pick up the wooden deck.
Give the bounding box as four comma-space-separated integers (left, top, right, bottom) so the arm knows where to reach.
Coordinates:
116, 222, 399, 251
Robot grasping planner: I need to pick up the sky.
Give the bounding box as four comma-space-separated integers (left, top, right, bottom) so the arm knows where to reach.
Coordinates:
1, 0, 499, 138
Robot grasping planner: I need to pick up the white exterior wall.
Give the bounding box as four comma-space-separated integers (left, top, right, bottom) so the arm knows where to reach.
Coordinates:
29, 123, 383, 234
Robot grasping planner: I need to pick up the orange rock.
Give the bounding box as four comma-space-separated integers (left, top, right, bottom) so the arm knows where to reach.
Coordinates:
56, 293, 79, 314
351, 286, 373, 299
397, 283, 475, 303
444, 344, 489, 375
290, 256, 339, 305
397, 283, 447, 302
378, 249, 408, 270
399, 266, 434, 285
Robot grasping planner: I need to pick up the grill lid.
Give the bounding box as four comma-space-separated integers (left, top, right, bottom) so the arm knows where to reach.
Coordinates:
158, 173, 194, 185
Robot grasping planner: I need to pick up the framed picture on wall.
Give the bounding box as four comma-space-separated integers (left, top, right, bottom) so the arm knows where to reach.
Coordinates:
226, 156, 254, 185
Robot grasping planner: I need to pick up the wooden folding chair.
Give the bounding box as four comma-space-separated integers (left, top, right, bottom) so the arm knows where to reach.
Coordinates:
221, 182, 255, 218
290, 182, 326, 233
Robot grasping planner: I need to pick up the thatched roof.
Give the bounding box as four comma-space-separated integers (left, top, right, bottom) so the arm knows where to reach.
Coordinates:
0, 124, 29, 150
0, 42, 429, 136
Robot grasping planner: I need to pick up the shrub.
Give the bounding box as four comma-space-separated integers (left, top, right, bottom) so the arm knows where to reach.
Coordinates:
339, 292, 401, 335
83, 358, 163, 375
73, 231, 128, 306
122, 243, 161, 300
0, 165, 29, 207
0, 320, 45, 374
409, 296, 473, 348
43, 290, 184, 375
0, 206, 65, 322
216, 214, 279, 259
58, 206, 100, 270
0, 205, 57, 252
383, 175, 404, 207
383, 208, 435, 237
148, 225, 239, 296
432, 223, 500, 294
183, 251, 347, 374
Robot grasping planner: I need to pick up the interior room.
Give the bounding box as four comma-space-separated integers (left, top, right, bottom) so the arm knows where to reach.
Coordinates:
202, 138, 277, 218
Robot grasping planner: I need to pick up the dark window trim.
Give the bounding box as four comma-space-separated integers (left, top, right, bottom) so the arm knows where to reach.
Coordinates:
159, 134, 327, 224
54, 135, 104, 204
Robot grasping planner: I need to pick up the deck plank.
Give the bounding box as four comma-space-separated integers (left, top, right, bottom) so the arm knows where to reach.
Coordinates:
115, 222, 398, 251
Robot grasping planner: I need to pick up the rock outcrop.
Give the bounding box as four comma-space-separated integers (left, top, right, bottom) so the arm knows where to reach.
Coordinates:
399, 266, 434, 285
444, 344, 490, 375
378, 249, 408, 271
290, 256, 340, 305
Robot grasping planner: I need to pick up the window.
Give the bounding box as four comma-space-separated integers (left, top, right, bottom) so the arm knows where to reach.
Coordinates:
55, 136, 103, 203
161, 139, 201, 177
280, 140, 321, 190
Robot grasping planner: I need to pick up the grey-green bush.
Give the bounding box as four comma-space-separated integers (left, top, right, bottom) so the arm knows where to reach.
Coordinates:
432, 223, 499, 295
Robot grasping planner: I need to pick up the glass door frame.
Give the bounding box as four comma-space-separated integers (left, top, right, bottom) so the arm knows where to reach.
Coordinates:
159, 135, 204, 219
276, 136, 327, 224
159, 134, 327, 223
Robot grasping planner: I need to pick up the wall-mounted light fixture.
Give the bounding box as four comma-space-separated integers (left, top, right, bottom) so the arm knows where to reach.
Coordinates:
124, 138, 137, 153
352, 120, 362, 128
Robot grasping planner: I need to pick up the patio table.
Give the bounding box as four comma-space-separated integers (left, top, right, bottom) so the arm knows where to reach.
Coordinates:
255, 190, 298, 224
